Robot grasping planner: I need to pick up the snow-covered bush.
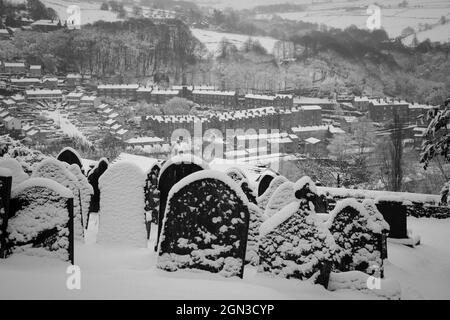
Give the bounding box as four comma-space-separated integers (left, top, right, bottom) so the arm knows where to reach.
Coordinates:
157, 170, 250, 278
0, 158, 29, 187
0, 135, 47, 174
264, 181, 295, 219
245, 203, 264, 266
57, 147, 83, 173
68, 164, 93, 229
240, 179, 257, 204
257, 175, 288, 212
31, 158, 84, 239
7, 178, 74, 262
97, 162, 147, 247
258, 178, 338, 280
87, 158, 109, 214
326, 198, 388, 273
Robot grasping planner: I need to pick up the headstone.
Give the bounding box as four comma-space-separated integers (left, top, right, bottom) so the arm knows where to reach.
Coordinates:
246, 203, 264, 265
0, 169, 12, 258
257, 175, 288, 212
239, 179, 257, 204
157, 170, 250, 278
97, 162, 147, 247
31, 158, 84, 239
144, 163, 161, 239
374, 197, 407, 239
87, 158, 109, 215
257, 172, 276, 197
68, 164, 93, 229
258, 178, 338, 280
326, 198, 389, 273
264, 181, 295, 219
7, 178, 74, 263
157, 154, 209, 248
57, 147, 83, 173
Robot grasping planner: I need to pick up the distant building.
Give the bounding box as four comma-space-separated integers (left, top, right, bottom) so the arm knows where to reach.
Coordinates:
29, 65, 42, 76
368, 98, 409, 123
3, 62, 26, 74
25, 89, 63, 101
97, 84, 139, 99
66, 74, 83, 87
192, 90, 237, 108
149, 89, 180, 105
66, 92, 84, 105
10, 78, 41, 88
79, 95, 101, 108
2, 116, 21, 130
30, 20, 62, 32
0, 29, 11, 40
245, 94, 294, 109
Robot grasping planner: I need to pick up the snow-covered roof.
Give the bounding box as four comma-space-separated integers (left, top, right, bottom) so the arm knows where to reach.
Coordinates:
305, 137, 321, 144
98, 84, 139, 90
300, 105, 322, 111
125, 137, 164, 144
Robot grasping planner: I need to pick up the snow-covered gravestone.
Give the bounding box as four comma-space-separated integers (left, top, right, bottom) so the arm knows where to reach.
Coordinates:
87, 158, 109, 214
326, 198, 389, 273
0, 158, 29, 188
239, 179, 257, 204
7, 178, 74, 263
144, 162, 160, 239
0, 168, 12, 258
68, 164, 93, 229
258, 177, 338, 280
257, 171, 277, 197
157, 154, 209, 248
157, 170, 250, 278
256, 175, 288, 212
97, 162, 147, 247
57, 147, 83, 173
374, 196, 407, 239
246, 203, 264, 265
264, 181, 295, 219
31, 158, 84, 239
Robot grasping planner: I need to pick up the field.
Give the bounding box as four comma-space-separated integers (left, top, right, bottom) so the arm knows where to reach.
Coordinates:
251, 0, 450, 41
191, 28, 279, 55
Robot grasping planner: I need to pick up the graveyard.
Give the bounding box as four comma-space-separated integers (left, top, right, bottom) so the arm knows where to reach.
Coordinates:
0, 146, 450, 300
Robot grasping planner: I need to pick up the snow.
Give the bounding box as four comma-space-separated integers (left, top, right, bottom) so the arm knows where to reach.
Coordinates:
318, 187, 441, 205
257, 175, 289, 212
190, 28, 278, 56
260, 201, 299, 238
7, 177, 73, 261
328, 271, 401, 300
0, 167, 12, 177
246, 203, 264, 265
294, 176, 318, 195
68, 164, 93, 229
97, 162, 147, 248
31, 158, 84, 238
112, 153, 160, 174
0, 158, 29, 187
1, 216, 450, 299
264, 181, 296, 219
57, 147, 83, 166
11, 177, 73, 199
159, 154, 209, 179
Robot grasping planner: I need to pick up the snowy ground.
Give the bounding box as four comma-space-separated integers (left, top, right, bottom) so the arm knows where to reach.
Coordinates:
191, 28, 278, 56
1, 216, 449, 299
